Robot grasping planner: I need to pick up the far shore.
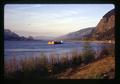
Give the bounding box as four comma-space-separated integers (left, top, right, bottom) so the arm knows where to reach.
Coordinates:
5, 39, 115, 44
66, 40, 115, 44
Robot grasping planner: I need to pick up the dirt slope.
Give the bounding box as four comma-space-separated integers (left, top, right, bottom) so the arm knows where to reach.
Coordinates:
56, 56, 115, 79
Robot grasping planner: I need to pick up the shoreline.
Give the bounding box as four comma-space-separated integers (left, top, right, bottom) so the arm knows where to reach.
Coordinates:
67, 40, 115, 44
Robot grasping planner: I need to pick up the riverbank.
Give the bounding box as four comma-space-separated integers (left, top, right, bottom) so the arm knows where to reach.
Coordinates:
4, 42, 114, 79
67, 40, 115, 44
55, 56, 115, 79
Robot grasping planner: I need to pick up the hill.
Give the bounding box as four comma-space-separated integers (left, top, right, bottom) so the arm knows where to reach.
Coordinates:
56, 27, 95, 41
92, 9, 115, 40
4, 29, 34, 41
56, 9, 115, 41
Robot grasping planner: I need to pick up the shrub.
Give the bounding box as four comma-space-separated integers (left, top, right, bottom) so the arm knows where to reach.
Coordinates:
6, 48, 94, 79
60, 55, 69, 69
70, 49, 81, 66
105, 45, 115, 57
72, 55, 82, 66
81, 43, 95, 64
99, 45, 115, 59
100, 46, 109, 56
40, 52, 48, 66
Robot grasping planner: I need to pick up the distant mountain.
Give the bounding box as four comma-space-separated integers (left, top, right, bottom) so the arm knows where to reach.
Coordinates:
92, 9, 115, 40
35, 36, 56, 40
4, 29, 34, 41
56, 27, 95, 41
5, 9, 114, 41
56, 9, 115, 41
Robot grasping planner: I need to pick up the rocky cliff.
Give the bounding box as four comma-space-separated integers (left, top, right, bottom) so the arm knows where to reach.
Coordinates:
57, 9, 115, 41
92, 9, 115, 40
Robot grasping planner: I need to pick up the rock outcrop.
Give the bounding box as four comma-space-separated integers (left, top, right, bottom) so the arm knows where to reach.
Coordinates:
57, 9, 115, 41
92, 9, 115, 40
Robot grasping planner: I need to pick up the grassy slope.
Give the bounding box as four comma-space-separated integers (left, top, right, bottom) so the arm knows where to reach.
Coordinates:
56, 56, 115, 79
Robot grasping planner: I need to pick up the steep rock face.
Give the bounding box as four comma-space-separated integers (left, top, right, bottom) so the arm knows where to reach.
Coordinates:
57, 9, 115, 41
93, 9, 115, 40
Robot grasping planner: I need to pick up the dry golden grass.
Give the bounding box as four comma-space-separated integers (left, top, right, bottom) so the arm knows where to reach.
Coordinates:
57, 56, 115, 79
4, 44, 114, 79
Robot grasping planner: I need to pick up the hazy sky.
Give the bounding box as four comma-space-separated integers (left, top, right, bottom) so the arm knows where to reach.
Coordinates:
4, 4, 114, 37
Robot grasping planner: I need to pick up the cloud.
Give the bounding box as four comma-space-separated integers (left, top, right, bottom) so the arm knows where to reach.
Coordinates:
5, 4, 46, 10
5, 4, 114, 37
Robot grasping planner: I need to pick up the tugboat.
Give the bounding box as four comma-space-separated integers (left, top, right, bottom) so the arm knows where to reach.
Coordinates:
48, 40, 63, 45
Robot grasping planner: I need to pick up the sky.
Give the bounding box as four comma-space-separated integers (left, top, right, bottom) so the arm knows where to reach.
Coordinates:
4, 4, 114, 38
